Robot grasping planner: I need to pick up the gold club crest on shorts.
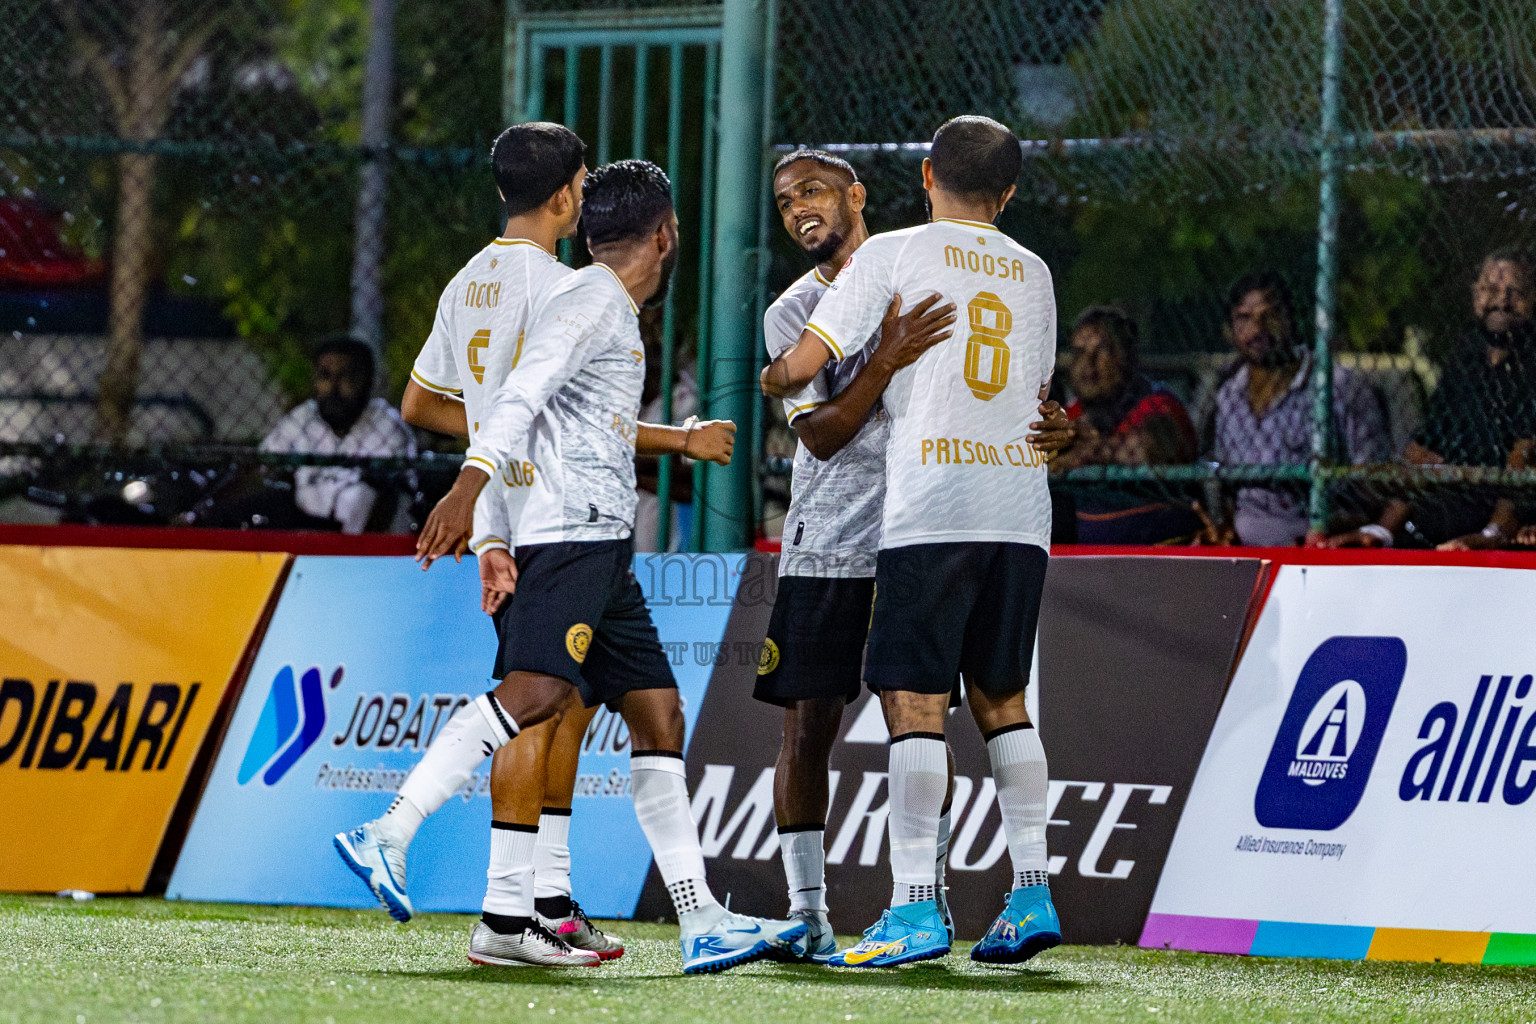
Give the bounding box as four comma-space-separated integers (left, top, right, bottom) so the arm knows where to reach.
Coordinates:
757, 638, 780, 676
565, 623, 593, 663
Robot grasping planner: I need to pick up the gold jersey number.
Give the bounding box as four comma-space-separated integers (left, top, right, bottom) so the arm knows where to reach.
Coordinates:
963, 292, 1011, 401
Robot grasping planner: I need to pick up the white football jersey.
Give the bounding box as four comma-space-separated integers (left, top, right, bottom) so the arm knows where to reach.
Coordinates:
411, 237, 571, 553
468, 263, 646, 544
804, 218, 1057, 551
765, 266, 887, 578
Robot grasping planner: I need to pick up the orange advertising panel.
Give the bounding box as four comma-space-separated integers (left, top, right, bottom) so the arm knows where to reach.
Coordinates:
0, 546, 287, 892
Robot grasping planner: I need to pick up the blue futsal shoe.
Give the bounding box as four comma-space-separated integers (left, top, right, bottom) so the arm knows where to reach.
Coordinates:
970, 884, 1061, 964
829, 900, 950, 968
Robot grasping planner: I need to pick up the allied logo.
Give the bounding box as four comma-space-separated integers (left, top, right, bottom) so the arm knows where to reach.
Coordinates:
1254, 636, 1406, 830
566, 624, 593, 664
237, 665, 343, 786
757, 638, 780, 676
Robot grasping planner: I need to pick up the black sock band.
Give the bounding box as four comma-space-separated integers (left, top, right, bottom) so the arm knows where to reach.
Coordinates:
481, 912, 536, 935
534, 895, 573, 919
890, 731, 946, 744
982, 721, 1035, 742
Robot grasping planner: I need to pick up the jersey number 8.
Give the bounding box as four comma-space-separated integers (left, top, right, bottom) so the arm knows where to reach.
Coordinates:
963, 291, 1012, 401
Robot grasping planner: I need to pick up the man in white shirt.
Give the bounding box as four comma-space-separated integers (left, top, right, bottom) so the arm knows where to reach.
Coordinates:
341, 160, 805, 975
259, 336, 415, 533
762, 116, 1063, 968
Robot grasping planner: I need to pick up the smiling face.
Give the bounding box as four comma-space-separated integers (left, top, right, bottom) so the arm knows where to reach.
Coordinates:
773, 159, 863, 264
1473, 258, 1535, 336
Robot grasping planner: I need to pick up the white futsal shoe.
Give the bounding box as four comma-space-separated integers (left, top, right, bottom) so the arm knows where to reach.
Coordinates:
467, 920, 602, 967
679, 908, 807, 974
333, 822, 413, 922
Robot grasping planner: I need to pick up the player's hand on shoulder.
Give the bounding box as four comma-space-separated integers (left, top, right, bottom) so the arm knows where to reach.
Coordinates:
682, 415, 737, 466
478, 548, 518, 614
876, 293, 957, 371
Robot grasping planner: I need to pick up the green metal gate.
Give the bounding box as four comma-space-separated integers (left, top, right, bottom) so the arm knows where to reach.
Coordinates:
505, 7, 723, 552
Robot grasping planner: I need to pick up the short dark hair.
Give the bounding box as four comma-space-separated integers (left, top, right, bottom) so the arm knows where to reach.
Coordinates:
313, 333, 374, 383
772, 148, 858, 185
580, 159, 674, 248
491, 122, 586, 218
1480, 246, 1536, 288
1073, 305, 1140, 363
1226, 269, 1297, 325
929, 115, 1022, 202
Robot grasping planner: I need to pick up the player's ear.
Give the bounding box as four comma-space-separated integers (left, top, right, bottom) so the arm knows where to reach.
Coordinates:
921, 158, 934, 192
997, 183, 1017, 216
847, 181, 867, 214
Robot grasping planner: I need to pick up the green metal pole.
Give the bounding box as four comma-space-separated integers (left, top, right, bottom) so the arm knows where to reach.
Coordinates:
1309, 0, 1344, 535
690, 41, 720, 552
702, 0, 767, 551
656, 44, 685, 552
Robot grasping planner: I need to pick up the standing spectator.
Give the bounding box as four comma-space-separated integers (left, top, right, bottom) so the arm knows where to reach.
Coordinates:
260, 335, 416, 533
1056, 305, 1201, 543
1211, 270, 1387, 546
1330, 249, 1536, 549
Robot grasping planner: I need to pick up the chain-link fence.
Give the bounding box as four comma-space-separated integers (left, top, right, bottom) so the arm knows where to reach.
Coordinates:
0, 0, 507, 531
765, 0, 1536, 550
7, 0, 1536, 549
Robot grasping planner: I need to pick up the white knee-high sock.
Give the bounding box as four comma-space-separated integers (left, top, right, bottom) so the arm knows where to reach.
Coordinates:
630, 752, 721, 927
779, 826, 827, 914
533, 808, 573, 901
887, 733, 947, 907
379, 694, 517, 846
987, 723, 1050, 891
936, 804, 952, 897
483, 822, 538, 917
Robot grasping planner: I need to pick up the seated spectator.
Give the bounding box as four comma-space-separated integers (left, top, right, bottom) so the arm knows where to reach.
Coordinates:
1330, 249, 1536, 549
1211, 270, 1388, 546
259, 335, 416, 533
1056, 305, 1202, 543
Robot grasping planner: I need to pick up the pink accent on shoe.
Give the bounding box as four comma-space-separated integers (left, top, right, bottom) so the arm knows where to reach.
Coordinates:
557, 920, 579, 935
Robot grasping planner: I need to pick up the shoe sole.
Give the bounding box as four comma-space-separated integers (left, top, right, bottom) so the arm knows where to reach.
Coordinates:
683, 939, 776, 975
835, 944, 950, 968
591, 948, 624, 961
467, 952, 601, 968
970, 932, 1061, 965
333, 834, 411, 923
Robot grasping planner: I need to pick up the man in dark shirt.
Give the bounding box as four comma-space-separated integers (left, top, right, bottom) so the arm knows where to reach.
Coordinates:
1329, 248, 1536, 549
1056, 305, 1201, 543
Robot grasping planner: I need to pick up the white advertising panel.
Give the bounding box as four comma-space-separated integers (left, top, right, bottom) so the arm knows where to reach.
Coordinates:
1144, 564, 1536, 964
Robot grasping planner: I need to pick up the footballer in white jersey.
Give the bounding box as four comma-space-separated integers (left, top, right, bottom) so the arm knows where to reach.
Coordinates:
409, 235, 569, 559
374, 122, 625, 966
761, 117, 1065, 970
399, 159, 809, 974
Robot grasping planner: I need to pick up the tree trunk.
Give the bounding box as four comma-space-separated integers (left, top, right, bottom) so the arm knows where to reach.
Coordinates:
97, 149, 158, 442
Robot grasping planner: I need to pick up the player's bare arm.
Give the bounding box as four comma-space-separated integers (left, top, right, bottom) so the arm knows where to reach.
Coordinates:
416, 464, 491, 567
635, 416, 737, 465
401, 379, 470, 437
761, 331, 836, 398
795, 294, 955, 460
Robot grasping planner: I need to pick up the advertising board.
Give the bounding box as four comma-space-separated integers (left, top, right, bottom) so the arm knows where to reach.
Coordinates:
1144, 564, 1536, 964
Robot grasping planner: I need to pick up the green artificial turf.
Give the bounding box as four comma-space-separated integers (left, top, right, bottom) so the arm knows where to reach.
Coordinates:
1, 895, 1533, 1024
